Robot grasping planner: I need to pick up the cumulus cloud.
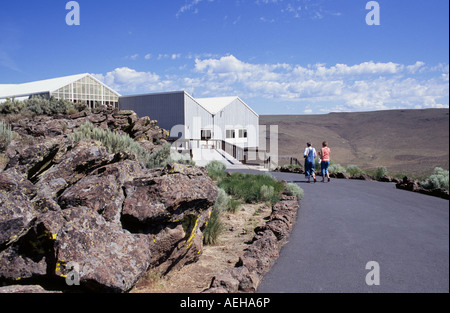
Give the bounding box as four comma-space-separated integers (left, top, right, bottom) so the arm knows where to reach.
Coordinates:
94, 67, 161, 93
94, 55, 449, 113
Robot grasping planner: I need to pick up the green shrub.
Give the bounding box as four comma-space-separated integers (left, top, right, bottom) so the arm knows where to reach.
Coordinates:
214, 188, 230, 211
421, 167, 449, 191
227, 198, 241, 214
328, 164, 347, 174
0, 96, 87, 117
146, 144, 171, 169
284, 183, 304, 200
170, 151, 195, 166
0, 121, 13, 152
347, 165, 363, 176
0, 98, 25, 114
375, 167, 389, 179
213, 187, 241, 214
218, 172, 284, 205
205, 161, 227, 180
203, 207, 224, 246
260, 185, 275, 203
70, 122, 170, 169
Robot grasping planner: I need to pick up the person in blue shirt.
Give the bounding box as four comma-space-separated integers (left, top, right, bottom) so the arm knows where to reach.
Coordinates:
303, 142, 317, 183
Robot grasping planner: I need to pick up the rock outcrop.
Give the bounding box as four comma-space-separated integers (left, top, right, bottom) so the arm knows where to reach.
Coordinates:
0, 108, 217, 293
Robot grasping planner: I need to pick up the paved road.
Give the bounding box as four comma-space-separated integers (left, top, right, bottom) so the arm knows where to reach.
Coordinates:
233, 170, 449, 293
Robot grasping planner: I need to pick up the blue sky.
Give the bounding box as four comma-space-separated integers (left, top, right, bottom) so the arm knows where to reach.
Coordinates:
0, 0, 448, 114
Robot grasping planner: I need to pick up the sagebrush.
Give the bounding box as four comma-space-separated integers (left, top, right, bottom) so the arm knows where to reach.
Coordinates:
375, 167, 389, 179
0, 96, 88, 116
205, 161, 227, 180
284, 183, 304, 200
70, 122, 170, 169
346, 165, 363, 176
0, 121, 13, 152
421, 167, 449, 191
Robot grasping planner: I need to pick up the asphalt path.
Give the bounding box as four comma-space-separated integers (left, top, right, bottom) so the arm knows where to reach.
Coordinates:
231, 170, 449, 293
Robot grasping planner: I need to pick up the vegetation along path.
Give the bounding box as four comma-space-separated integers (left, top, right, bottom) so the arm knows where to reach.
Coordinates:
232, 170, 449, 293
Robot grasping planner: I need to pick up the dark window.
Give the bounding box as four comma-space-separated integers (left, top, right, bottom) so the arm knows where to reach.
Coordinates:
239, 129, 248, 138
226, 130, 236, 139
201, 130, 212, 140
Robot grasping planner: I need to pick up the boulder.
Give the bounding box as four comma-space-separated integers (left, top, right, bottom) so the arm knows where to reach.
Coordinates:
34, 140, 115, 200
59, 160, 144, 224
330, 172, 350, 179
1, 204, 153, 293
0, 209, 69, 284
0, 169, 38, 248
122, 164, 217, 229
54, 207, 153, 292
208, 266, 260, 293
350, 173, 374, 181
122, 163, 217, 274
0, 285, 59, 293
6, 136, 71, 180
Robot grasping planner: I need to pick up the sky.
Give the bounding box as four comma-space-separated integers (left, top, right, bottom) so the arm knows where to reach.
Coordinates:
0, 0, 448, 115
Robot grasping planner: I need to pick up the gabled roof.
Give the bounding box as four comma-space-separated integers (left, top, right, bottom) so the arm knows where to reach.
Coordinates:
0, 73, 121, 99
195, 96, 259, 117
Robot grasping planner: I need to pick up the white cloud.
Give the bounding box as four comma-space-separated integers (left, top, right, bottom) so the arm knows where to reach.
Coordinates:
407, 61, 425, 73
176, 0, 215, 18
95, 67, 161, 93
157, 53, 182, 60
95, 56, 449, 113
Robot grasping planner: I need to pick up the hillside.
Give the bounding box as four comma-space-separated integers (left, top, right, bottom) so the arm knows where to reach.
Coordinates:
261, 108, 449, 177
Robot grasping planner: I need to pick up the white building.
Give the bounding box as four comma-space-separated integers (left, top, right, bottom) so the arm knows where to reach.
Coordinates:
119, 91, 260, 149
0, 73, 121, 108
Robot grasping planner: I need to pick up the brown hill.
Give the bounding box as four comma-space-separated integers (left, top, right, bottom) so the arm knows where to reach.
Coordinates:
261, 109, 449, 177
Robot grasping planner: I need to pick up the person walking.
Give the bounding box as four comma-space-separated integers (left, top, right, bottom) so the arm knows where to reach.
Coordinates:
318, 141, 331, 182
304, 142, 317, 183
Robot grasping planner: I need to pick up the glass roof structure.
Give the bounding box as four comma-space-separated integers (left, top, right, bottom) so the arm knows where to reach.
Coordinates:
0, 73, 121, 108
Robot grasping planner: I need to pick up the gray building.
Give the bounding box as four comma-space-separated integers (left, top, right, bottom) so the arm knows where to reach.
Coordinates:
119, 91, 260, 150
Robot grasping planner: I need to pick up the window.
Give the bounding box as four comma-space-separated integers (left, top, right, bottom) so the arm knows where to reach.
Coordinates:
239, 129, 248, 138
226, 130, 236, 139
201, 130, 212, 140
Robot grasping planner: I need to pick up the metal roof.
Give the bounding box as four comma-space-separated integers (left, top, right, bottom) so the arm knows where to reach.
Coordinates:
0, 73, 121, 99
195, 96, 259, 117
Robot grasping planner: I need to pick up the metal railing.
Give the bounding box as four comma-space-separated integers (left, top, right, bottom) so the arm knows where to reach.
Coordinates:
170, 139, 272, 168
278, 156, 302, 167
